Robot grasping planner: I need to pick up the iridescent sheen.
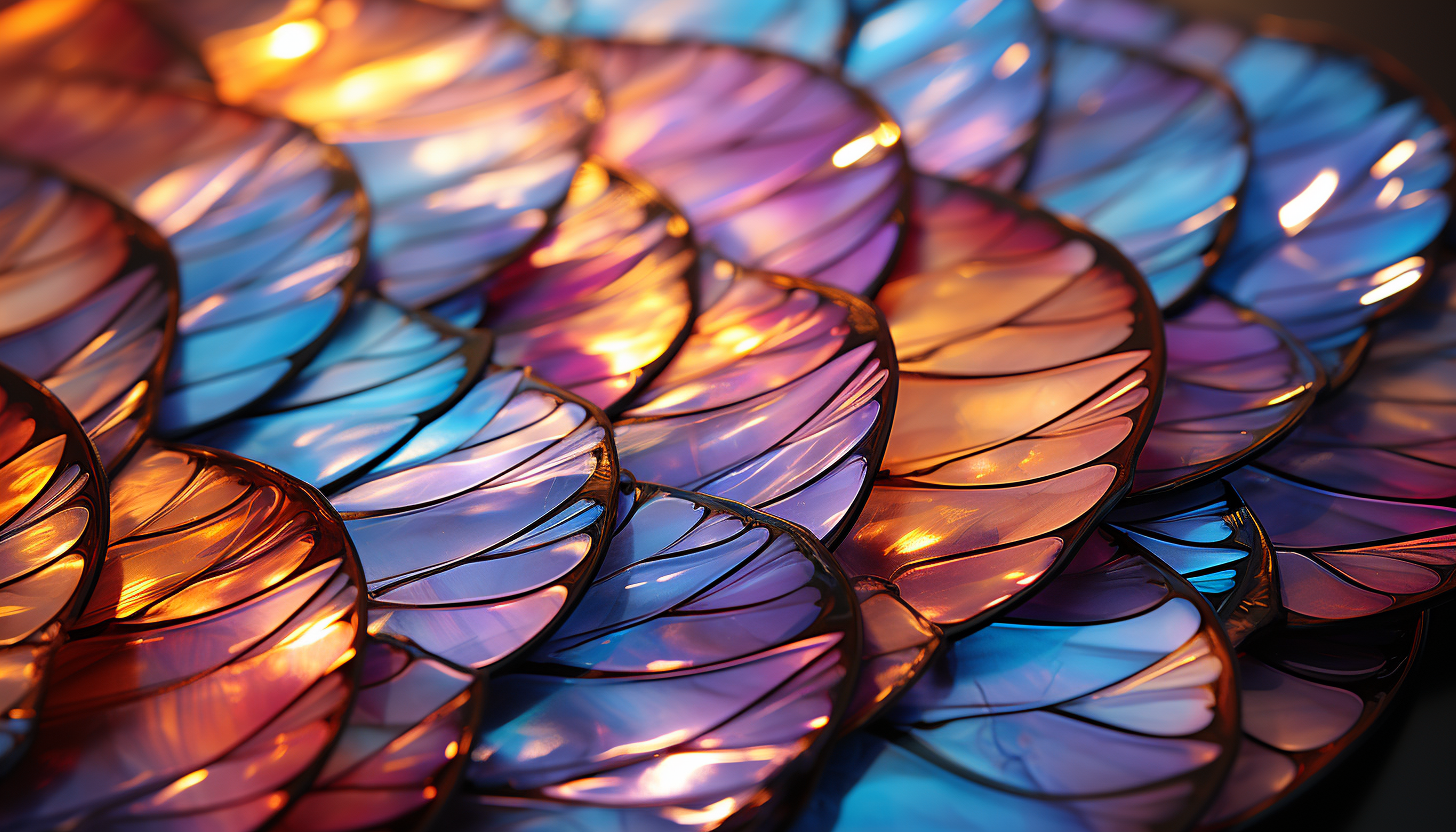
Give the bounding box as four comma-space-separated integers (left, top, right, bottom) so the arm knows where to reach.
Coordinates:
798, 533, 1239, 832
1044, 0, 1455, 381
149, 0, 596, 308
0, 440, 365, 831
615, 255, 895, 547
275, 639, 480, 832
1110, 480, 1280, 645
194, 296, 619, 672
1022, 36, 1248, 308
452, 482, 858, 831
0, 72, 368, 434
0, 161, 177, 471
1201, 616, 1424, 830
503, 0, 846, 65
1134, 296, 1321, 495
0, 0, 198, 78
577, 39, 909, 295
438, 161, 696, 415
0, 366, 105, 776
844, 0, 1048, 187
837, 177, 1162, 635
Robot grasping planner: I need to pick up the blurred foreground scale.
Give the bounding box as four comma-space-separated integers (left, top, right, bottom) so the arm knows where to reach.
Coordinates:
0, 160, 177, 471
0, 365, 106, 777
0, 0, 199, 78
0, 71, 368, 435
0, 440, 366, 831
145, 0, 597, 309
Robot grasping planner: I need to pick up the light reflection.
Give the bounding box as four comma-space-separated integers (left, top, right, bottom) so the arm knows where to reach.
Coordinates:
993, 42, 1030, 79
832, 135, 879, 168
266, 20, 326, 60
891, 530, 942, 556
1371, 140, 1417, 178
1175, 196, 1236, 233
1360, 257, 1425, 306
1376, 177, 1404, 208
1278, 169, 1338, 233
1266, 383, 1312, 406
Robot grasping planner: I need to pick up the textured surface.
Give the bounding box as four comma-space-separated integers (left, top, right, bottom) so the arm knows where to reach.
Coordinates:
0, 440, 365, 831
0, 162, 177, 471
0, 365, 106, 776
453, 482, 859, 831
0, 72, 367, 434
579, 39, 909, 295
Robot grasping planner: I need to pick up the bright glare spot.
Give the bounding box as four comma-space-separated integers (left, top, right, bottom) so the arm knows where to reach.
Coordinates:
666, 215, 689, 237
873, 121, 901, 147
1371, 139, 1417, 178
662, 797, 740, 826
892, 531, 942, 555
647, 659, 688, 671
422, 786, 438, 800
1266, 383, 1311, 406
993, 42, 1031, 79
1376, 177, 1404, 208
1175, 196, 1236, 233
1360, 257, 1425, 305
832, 135, 879, 168
808, 716, 830, 730
1278, 169, 1338, 233
445, 741, 459, 759
266, 20, 326, 60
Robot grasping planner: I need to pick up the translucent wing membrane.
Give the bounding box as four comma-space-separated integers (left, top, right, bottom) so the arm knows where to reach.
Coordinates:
0, 161, 177, 471
0, 366, 106, 775
1044, 0, 1455, 381
799, 533, 1239, 832
1110, 480, 1281, 645
0, 73, 368, 434
503, 0, 846, 65
837, 177, 1162, 635
194, 295, 619, 672
577, 39, 909, 295
0, 0, 198, 79
1134, 296, 1321, 496
276, 639, 481, 832
150, 0, 597, 308
844, 0, 1049, 187
1201, 616, 1424, 830
1022, 36, 1248, 308
438, 160, 696, 415
0, 440, 365, 831
452, 481, 859, 831
615, 257, 896, 548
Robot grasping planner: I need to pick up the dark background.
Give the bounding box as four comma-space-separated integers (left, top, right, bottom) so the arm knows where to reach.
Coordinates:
1169, 2, 1455, 830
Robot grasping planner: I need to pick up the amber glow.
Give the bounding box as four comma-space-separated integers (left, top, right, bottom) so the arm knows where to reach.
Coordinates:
808, 716, 830, 729
1266, 383, 1312, 406
832, 135, 879, 168
266, 21, 326, 59
1360, 257, 1425, 306
1371, 140, 1417, 178
1278, 169, 1338, 233
993, 43, 1031, 79
444, 741, 459, 759
1176, 196, 1236, 233
0, 0, 94, 48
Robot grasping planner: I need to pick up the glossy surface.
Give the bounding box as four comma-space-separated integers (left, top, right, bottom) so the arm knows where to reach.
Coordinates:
837, 177, 1162, 635
1201, 616, 1424, 830
455, 482, 858, 831
0, 366, 106, 775
844, 0, 1049, 187
1110, 480, 1280, 645
1045, 0, 1455, 380
578, 39, 909, 295
0, 0, 197, 78
0, 440, 365, 830
276, 640, 479, 832
505, 0, 845, 65
1023, 36, 1248, 308
0, 72, 367, 434
615, 256, 895, 548
152, 0, 597, 308
1136, 295, 1320, 495
0, 162, 177, 471
442, 161, 696, 415
799, 534, 1239, 832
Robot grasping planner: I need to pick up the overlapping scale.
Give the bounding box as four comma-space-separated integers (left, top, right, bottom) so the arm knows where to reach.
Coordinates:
1109, 480, 1280, 645
1201, 616, 1424, 830
0, 0, 197, 79
275, 639, 481, 832
841, 0, 1048, 187
0, 440, 365, 831
0, 366, 106, 775
437, 160, 696, 415
193, 295, 619, 672
451, 481, 858, 831
836, 177, 1162, 636
1133, 296, 1321, 496
0, 72, 368, 434
0, 161, 177, 471
149, 0, 597, 308
501, 0, 846, 65
576, 39, 909, 295
1044, 0, 1455, 381
1022, 36, 1248, 308
614, 256, 895, 548
798, 531, 1239, 832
